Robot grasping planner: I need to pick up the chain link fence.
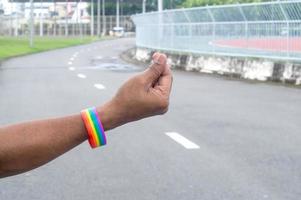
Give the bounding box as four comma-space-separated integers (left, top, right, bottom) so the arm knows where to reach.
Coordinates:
132, 0, 301, 61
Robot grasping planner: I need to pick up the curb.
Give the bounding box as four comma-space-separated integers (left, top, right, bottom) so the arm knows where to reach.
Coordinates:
120, 47, 148, 68
121, 47, 301, 88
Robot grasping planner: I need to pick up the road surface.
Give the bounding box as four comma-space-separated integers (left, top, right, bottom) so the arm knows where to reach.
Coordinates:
1, 38, 301, 200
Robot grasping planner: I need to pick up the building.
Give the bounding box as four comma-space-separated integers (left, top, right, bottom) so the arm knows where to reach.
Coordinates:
0, 2, 4, 15
22, 2, 89, 24
24, 3, 50, 19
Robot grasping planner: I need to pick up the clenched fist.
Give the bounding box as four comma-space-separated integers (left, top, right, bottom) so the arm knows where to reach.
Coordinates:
97, 52, 173, 130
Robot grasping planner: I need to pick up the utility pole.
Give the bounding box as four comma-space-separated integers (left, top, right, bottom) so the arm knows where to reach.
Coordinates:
116, 0, 119, 27
120, 0, 123, 27
15, 8, 19, 36
90, 0, 94, 36
40, 0, 44, 36
53, 1, 56, 36
10, 0, 13, 36
97, 0, 100, 36
65, 0, 68, 36
158, 0, 162, 11
29, 0, 34, 47
76, 1, 79, 35
102, 0, 106, 35
79, 0, 83, 39
142, 0, 146, 13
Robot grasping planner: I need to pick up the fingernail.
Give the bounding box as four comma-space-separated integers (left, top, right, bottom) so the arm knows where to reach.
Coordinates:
153, 55, 162, 65
152, 52, 159, 59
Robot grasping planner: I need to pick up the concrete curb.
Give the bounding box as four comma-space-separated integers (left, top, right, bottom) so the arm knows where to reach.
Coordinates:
125, 47, 301, 86
120, 47, 149, 68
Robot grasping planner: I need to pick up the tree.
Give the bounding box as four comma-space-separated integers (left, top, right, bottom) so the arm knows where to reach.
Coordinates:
87, 0, 157, 16
181, 0, 263, 8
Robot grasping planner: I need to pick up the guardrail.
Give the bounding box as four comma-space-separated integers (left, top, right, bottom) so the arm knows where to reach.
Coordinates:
132, 0, 301, 61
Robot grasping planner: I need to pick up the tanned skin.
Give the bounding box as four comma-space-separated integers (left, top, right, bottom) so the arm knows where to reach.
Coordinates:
0, 53, 172, 178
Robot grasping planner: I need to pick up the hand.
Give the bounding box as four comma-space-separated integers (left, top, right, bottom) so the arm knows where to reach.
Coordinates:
0, 53, 172, 177
97, 52, 173, 130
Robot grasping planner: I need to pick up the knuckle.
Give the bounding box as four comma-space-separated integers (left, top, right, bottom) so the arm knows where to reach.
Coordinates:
158, 100, 169, 114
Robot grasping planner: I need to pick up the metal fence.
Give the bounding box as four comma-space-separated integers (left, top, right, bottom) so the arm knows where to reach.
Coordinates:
132, 0, 301, 61
0, 15, 134, 37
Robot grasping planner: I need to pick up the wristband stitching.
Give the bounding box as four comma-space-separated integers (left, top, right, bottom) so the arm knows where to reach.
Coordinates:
81, 107, 107, 148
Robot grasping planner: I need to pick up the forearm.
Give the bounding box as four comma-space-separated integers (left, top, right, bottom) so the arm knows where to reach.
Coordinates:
0, 52, 172, 178
0, 103, 115, 178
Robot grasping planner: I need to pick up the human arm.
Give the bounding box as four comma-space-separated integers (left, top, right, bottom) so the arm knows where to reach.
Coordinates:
0, 53, 172, 178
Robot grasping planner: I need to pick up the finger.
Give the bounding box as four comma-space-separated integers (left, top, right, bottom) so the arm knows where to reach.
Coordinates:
143, 53, 167, 82
156, 64, 173, 93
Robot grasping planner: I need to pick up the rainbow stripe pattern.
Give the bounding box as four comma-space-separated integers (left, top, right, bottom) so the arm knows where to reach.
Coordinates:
81, 107, 107, 148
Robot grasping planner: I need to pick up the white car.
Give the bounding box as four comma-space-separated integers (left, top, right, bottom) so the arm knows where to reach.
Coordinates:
110, 27, 124, 37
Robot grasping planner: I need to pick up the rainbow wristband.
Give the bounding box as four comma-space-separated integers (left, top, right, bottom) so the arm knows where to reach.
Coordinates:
81, 107, 107, 148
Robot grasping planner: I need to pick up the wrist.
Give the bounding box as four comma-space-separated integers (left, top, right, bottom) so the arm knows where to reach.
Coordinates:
96, 100, 124, 131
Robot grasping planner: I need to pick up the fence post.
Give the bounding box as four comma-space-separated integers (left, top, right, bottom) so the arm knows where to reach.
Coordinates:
207, 6, 215, 54
279, 1, 290, 58
183, 10, 192, 51
238, 4, 248, 48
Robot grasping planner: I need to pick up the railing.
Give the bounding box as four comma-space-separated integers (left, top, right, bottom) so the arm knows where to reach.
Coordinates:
132, 0, 301, 61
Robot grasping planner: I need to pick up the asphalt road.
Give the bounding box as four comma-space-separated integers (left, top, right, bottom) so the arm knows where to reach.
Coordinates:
1, 38, 301, 200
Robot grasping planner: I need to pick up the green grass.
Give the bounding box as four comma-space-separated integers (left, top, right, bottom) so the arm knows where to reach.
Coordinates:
0, 36, 105, 60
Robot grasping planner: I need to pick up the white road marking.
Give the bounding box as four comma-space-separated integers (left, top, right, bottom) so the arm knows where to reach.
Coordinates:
68, 61, 73, 65
96, 56, 103, 59
165, 132, 200, 149
70, 57, 74, 61
94, 84, 106, 90
68, 67, 75, 71
77, 73, 86, 79
111, 56, 118, 59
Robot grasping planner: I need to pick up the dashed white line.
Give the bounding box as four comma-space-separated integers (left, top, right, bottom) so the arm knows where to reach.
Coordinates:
68, 67, 75, 71
77, 73, 86, 79
68, 61, 73, 65
165, 132, 200, 149
94, 84, 106, 90
70, 57, 74, 61
111, 56, 118, 59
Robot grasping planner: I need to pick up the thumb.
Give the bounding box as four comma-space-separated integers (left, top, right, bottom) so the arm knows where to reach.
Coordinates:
143, 53, 167, 83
